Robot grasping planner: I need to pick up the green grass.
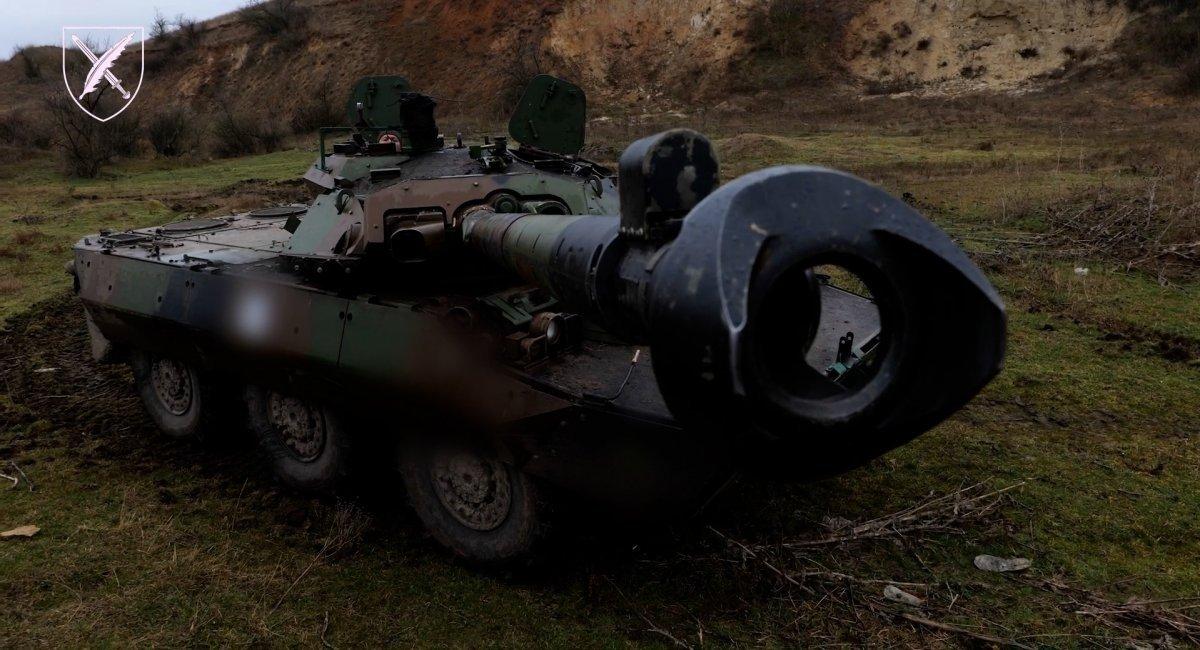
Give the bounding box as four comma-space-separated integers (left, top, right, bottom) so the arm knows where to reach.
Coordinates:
2, 120, 1199, 645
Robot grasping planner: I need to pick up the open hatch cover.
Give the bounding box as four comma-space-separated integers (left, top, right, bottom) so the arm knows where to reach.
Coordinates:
508, 75, 586, 155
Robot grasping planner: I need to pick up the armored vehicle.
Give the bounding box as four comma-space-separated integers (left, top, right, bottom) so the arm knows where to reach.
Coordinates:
69, 76, 1005, 562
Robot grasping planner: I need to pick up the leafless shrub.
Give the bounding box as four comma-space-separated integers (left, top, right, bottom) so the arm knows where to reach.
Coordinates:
1171, 57, 1200, 96
11, 229, 46, 246
239, 0, 309, 49
146, 108, 196, 156
211, 109, 259, 157
289, 83, 339, 132
0, 277, 24, 296
63, 35, 100, 80
148, 12, 204, 73
255, 121, 285, 152
494, 37, 544, 115
150, 10, 171, 40
211, 105, 286, 157
12, 45, 41, 80
864, 77, 921, 96
42, 93, 140, 177
1116, 3, 1200, 93
173, 15, 202, 48
105, 114, 142, 158
0, 112, 51, 150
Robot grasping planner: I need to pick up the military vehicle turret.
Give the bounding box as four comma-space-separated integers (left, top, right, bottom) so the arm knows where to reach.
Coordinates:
69, 76, 1005, 562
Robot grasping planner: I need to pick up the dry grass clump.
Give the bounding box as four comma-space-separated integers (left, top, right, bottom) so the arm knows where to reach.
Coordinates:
10, 229, 46, 246
0, 277, 24, 295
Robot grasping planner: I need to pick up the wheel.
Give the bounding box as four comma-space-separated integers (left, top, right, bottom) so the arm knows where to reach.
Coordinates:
401, 441, 544, 564
131, 351, 217, 440
246, 386, 350, 492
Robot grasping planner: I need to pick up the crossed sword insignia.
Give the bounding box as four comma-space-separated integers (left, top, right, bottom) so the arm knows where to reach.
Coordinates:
71, 35, 131, 100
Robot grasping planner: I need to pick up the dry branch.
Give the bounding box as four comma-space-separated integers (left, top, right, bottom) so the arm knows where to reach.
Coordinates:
767, 481, 1023, 550
270, 502, 368, 615
1040, 579, 1200, 644
900, 612, 1034, 649
1027, 183, 1200, 281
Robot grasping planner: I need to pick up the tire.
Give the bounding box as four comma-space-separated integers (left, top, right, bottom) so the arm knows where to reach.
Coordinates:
131, 351, 222, 440
246, 385, 350, 492
400, 440, 544, 564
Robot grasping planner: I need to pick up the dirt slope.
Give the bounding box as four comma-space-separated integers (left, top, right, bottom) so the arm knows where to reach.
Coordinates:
142, 0, 565, 118
0, 0, 1157, 121
546, 0, 761, 104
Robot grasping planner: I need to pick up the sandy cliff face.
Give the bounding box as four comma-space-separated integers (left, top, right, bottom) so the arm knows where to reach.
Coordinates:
843, 0, 1131, 93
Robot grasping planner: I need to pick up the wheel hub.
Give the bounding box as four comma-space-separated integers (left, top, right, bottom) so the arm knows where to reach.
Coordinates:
150, 358, 193, 416
266, 392, 326, 462
430, 450, 512, 531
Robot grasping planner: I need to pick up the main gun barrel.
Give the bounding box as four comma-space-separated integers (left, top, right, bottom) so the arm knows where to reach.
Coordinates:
464, 130, 1006, 477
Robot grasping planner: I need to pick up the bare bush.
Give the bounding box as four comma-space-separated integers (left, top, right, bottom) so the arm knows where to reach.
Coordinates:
42, 94, 140, 177
211, 105, 286, 157
211, 109, 260, 157
495, 38, 544, 115
63, 36, 100, 80
0, 113, 24, 145
1117, 3, 1200, 93
104, 114, 142, 158
239, 0, 309, 48
0, 112, 51, 150
289, 83, 339, 132
12, 45, 42, 80
146, 108, 195, 156
150, 10, 171, 40
864, 76, 921, 96
148, 12, 203, 73
173, 15, 202, 48
1171, 57, 1200, 96
255, 121, 285, 152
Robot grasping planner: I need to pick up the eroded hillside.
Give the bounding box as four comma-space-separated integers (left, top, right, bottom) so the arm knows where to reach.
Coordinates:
844, 0, 1134, 94
0, 0, 1166, 112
